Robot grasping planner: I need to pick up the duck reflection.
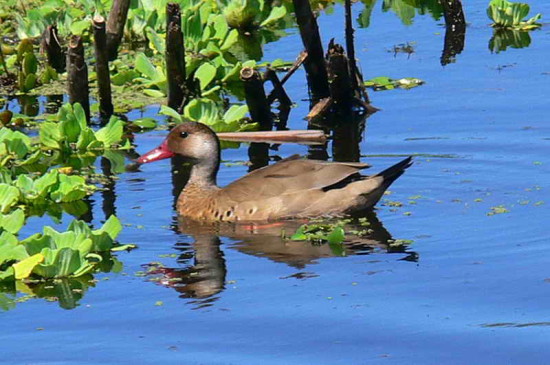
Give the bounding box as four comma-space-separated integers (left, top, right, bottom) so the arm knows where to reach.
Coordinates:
143, 211, 417, 308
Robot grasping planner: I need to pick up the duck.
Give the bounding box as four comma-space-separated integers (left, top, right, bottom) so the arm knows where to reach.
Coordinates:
137, 122, 412, 222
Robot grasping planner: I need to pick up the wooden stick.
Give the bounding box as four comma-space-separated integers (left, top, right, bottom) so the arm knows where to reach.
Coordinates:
280, 50, 308, 85
306, 97, 333, 121
40, 24, 65, 73
292, 0, 330, 100
265, 68, 291, 106
93, 15, 114, 119
240, 67, 272, 129
67, 35, 90, 121
106, 0, 130, 61
166, 3, 186, 112
217, 130, 327, 145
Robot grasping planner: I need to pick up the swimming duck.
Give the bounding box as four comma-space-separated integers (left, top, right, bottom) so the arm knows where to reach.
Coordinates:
138, 122, 412, 222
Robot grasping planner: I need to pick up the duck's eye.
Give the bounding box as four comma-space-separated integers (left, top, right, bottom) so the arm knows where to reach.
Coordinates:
179, 131, 189, 139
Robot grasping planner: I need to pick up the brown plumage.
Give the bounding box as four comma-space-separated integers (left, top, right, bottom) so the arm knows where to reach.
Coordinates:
138, 122, 412, 222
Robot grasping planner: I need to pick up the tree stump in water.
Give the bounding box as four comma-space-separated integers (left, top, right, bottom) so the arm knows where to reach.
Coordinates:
67, 35, 90, 121
93, 15, 114, 119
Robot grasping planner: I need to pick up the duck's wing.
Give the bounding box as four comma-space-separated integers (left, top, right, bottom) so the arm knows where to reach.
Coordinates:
221, 155, 371, 202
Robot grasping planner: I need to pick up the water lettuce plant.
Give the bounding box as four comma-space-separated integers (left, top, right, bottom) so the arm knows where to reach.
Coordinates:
487, 0, 542, 30
159, 101, 256, 132
40, 103, 130, 152
0, 215, 126, 282
221, 0, 287, 30
0, 168, 95, 213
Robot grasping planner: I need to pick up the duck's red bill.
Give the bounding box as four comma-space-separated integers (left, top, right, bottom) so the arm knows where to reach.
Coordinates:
137, 140, 175, 164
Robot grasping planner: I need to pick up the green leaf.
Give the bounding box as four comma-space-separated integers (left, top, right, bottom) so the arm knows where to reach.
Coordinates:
183, 99, 220, 124
70, 20, 90, 35
194, 62, 217, 90
23, 52, 38, 75
50, 174, 89, 203
0, 268, 15, 282
21, 234, 54, 256
212, 14, 229, 40
223, 105, 248, 123
260, 6, 286, 27
326, 226, 345, 244
15, 174, 34, 199
102, 150, 126, 174
95, 117, 124, 147
220, 29, 239, 51
55, 248, 85, 277
111, 70, 138, 86
145, 26, 165, 54
111, 244, 137, 252
135, 52, 163, 81
34, 170, 59, 197
60, 113, 82, 144
0, 184, 20, 213
90, 231, 115, 251
73, 103, 88, 129
0, 209, 25, 234
76, 128, 97, 150
159, 105, 184, 122
0, 232, 28, 266
131, 117, 157, 129
13, 253, 44, 280
23, 73, 37, 92
39, 65, 58, 84
39, 122, 62, 149
97, 215, 123, 240
33, 248, 83, 278
143, 89, 166, 97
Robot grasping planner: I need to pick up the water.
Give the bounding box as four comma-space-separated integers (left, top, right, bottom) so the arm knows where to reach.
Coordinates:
2, 1, 550, 364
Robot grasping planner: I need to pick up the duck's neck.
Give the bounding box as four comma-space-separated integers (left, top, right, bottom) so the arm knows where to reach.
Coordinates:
187, 143, 220, 188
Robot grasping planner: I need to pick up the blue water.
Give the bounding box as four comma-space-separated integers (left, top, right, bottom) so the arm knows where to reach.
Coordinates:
2, 1, 550, 364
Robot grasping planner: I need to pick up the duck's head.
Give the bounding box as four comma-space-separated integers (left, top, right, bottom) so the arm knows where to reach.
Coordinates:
138, 122, 219, 165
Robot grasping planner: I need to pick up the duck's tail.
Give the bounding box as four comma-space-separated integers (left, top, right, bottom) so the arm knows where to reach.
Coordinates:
374, 156, 413, 187
349, 156, 413, 212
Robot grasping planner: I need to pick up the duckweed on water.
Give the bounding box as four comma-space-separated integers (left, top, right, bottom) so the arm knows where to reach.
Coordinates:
487, 205, 510, 216
288, 223, 347, 256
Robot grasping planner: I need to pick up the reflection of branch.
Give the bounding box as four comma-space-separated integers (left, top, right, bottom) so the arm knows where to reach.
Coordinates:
332, 114, 366, 162
440, 0, 466, 66
101, 157, 117, 219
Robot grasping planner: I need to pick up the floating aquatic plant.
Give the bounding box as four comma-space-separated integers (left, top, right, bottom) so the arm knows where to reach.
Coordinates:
40, 103, 130, 152
288, 223, 347, 256
364, 76, 424, 91
487, 0, 542, 30
0, 168, 95, 214
159, 101, 256, 132
0, 215, 128, 282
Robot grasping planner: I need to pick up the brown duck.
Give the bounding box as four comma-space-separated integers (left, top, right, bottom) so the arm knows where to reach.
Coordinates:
138, 122, 412, 222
